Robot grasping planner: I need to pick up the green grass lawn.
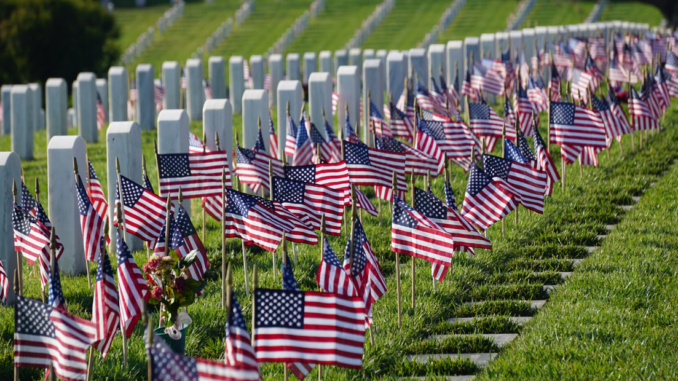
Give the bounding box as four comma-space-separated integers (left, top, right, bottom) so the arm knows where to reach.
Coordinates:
438, 0, 520, 42
599, 0, 665, 25
360, 0, 452, 51
130, 0, 242, 72
284, 0, 382, 55
114, 4, 173, 52
520, 0, 596, 28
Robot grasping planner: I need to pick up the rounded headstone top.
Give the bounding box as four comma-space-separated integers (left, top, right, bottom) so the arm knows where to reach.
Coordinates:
250, 55, 263, 63
76, 72, 96, 81
286, 53, 300, 60
47, 135, 85, 150
107, 121, 140, 135
303, 52, 316, 59
204, 99, 230, 110
363, 59, 382, 69
428, 44, 446, 53
158, 109, 188, 123
319, 51, 332, 58
109, 66, 127, 75
162, 61, 180, 70
387, 51, 403, 61
268, 54, 283, 62
277, 80, 301, 91
337, 66, 358, 75
137, 64, 154, 72
187, 58, 202, 68
0, 151, 21, 167
95, 78, 107, 86
409, 48, 426, 56
243, 89, 267, 99
209, 56, 225, 64
229, 56, 244, 64
11, 85, 28, 95
46, 78, 66, 87
309, 72, 330, 82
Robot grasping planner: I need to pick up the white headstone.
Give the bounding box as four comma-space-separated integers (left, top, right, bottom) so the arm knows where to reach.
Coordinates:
303, 52, 317, 85
67, 108, 76, 129
376, 49, 388, 86
336, 66, 360, 132
157, 110, 191, 212
0, 152, 21, 304
203, 99, 233, 168
72, 80, 79, 127
464, 37, 480, 71
208, 56, 227, 99
479, 34, 497, 103
106, 122, 143, 250
46, 78, 68, 142
522, 28, 536, 60
495, 32, 509, 56
349, 48, 362, 74
319, 51, 332, 74
76, 72, 97, 143
136, 64, 156, 130
47, 136, 88, 275
161, 62, 180, 110
277, 80, 303, 158
335, 50, 348, 71
186, 59, 204, 121
268, 54, 283, 107
242, 90, 269, 153
535, 26, 548, 51
229, 56, 245, 114
428, 44, 446, 87
1, 85, 11, 135
28, 84, 43, 131
363, 49, 375, 61
386, 52, 405, 102
286, 53, 300, 81
308, 72, 332, 140
446, 41, 463, 111
408, 48, 428, 88
546, 26, 559, 46
95, 78, 108, 123
11, 85, 33, 160
108, 67, 128, 122
363, 60, 383, 143
250, 55, 264, 90
508, 31, 522, 60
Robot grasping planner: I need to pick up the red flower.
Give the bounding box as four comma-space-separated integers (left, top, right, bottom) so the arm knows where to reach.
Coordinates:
152, 287, 164, 301
174, 277, 186, 294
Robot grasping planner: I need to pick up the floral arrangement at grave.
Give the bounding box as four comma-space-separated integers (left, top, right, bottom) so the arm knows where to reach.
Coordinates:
143, 250, 205, 333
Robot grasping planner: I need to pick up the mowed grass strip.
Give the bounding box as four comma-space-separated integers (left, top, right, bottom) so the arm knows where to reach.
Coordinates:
599, 0, 665, 25
478, 127, 678, 379
437, 0, 520, 42
114, 4, 173, 50
360, 0, 452, 51
520, 0, 595, 28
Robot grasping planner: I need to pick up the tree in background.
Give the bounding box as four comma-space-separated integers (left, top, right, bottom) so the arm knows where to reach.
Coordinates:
0, 0, 120, 87
640, 0, 678, 28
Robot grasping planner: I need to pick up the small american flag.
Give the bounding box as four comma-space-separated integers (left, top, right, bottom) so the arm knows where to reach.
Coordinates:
116, 230, 149, 338
343, 141, 407, 191
388, 100, 414, 142
608, 48, 629, 84
158, 151, 230, 200
292, 114, 314, 166
116, 175, 171, 242
14, 296, 55, 371
324, 119, 342, 156
416, 83, 449, 115
527, 76, 548, 113
91, 237, 119, 359
516, 129, 536, 162
203, 79, 212, 101
441, 73, 460, 116
155, 80, 165, 111
50, 307, 98, 381
147, 328, 261, 381
468, 102, 512, 142
88, 161, 109, 223
253, 288, 366, 368
375, 133, 440, 176
285, 113, 298, 158
429, 77, 447, 106
189, 132, 205, 153
235, 144, 283, 193
420, 111, 481, 171
549, 101, 607, 149
47, 254, 65, 310
471, 61, 505, 96
461, 164, 516, 230
343, 113, 361, 143
172, 205, 209, 282
12, 206, 58, 291
181, 67, 187, 89
592, 94, 631, 141
129, 79, 138, 101
225, 292, 261, 378
514, 82, 535, 138
653, 66, 671, 114
309, 122, 339, 164
273, 177, 343, 236
549, 60, 561, 101
607, 85, 633, 138
571, 68, 594, 104
642, 74, 663, 120
264, 73, 271, 92
629, 87, 660, 131
461, 69, 479, 101
270, 200, 318, 245
666, 51, 678, 98
96, 93, 106, 130
317, 238, 358, 297
444, 179, 456, 210
76, 175, 105, 262
483, 152, 547, 214
331, 91, 339, 115
269, 112, 279, 159
504, 95, 516, 128
391, 196, 455, 268
0, 259, 7, 304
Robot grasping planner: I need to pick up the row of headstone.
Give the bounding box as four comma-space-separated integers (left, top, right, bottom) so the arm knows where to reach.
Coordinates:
199, 19, 233, 58
235, 0, 255, 26
267, 9, 310, 57
506, 0, 538, 31
584, 0, 608, 24
421, 0, 466, 50
344, 0, 395, 50
120, 1, 184, 66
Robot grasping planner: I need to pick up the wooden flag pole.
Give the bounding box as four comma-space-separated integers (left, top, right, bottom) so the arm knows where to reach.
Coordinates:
283, 235, 289, 381
221, 168, 228, 307
153, 141, 161, 192
410, 171, 415, 310
501, 122, 506, 238
13, 269, 19, 381
48, 227, 57, 381
235, 173, 250, 294
87, 218, 109, 381
514, 118, 520, 225
426, 169, 436, 292
628, 72, 635, 152
114, 180, 128, 368
73, 158, 94, 290
392, 172, 402, 329
250, 263, 258, 351
269, 159, 277, 280
142, 155, 151, 258
281, 152, 298, 262
142, 293, 152, 381
12, 181, 22, 298
202, 132, 208, 243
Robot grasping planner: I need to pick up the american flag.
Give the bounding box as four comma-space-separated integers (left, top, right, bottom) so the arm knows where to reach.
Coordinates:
323, 119, 342, 156
129, 79, 138, 102
116, 175, 171, 242
0, 259, 7, 304
343, 141, 407, 192
76, 175, 105, 262
235, 144, 282, 193
253, 288, 366, 368
549, 60, 561, 101
666, 51, 678, 98
607, 84, 633, 137
50, 307, 98, 381
533, 128, 559, 196
375, 133, 440, 176
622, 43, 641, 83
629, 87, 660, 131
344, 219, 386, 317
571, 68, 594, 104
527, 76, 548, 113
225, 292, 261, 379
292, 114, 314, 166
21, 182, 64, 258
643, 74, 664, 119
461, 69, 477, 100
468, 102, 513, 142
369, 99, 391, 137
317, 238, 358, 297
634, 40, 653, 65
391, 196, 455, 268
592, 94, 631, 140
429, 77, 447, 106
172, 205, 209, 282
269, 113, 279, 159
553, 42, 574, 69
91, 237, 119, 359
147, 328, 261, 381
388, 100, 414, 142
549, 101, 607, 149
264, 74, 271, 92
343, 113, 361, 143
12, 205, 59, 291
270, 201, 318, 245
514, 82, 535, 138
653, 66, 671, 113
416, 83, 449, 115
203, 79, 212, 101
471, 61, 504, 96
608, 48, 630, 84
155, 80, 165, 111
331, 91, 339, 115
444, 179, 456, 210
484, 149, 547, 214
285, 113, 298, 158
309, 122, 338, 164
96, 93, 106, 130
143, 170, 155, 193
189, 132, 205, 153
158, 151, 230, 200
181, 67, 187, 89
88, 160, 109, 222
273, 177, 343, 236
579, 146, 601, 167
47, 253, 65, 310
651, 36, 668, 62
116, 230, 149, 337
516, 129, 536, 162
441, 73, 460, 116
223, 189, 293, 252
415, 117, 450, 171
281, 251, 316, 380
503, 95, 516, 128
413, 187, 491, 251
461, 164, 516, 230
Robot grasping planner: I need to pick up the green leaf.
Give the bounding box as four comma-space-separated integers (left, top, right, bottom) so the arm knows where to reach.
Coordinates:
185, 278, 205, 293
178, 249, 200, 269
